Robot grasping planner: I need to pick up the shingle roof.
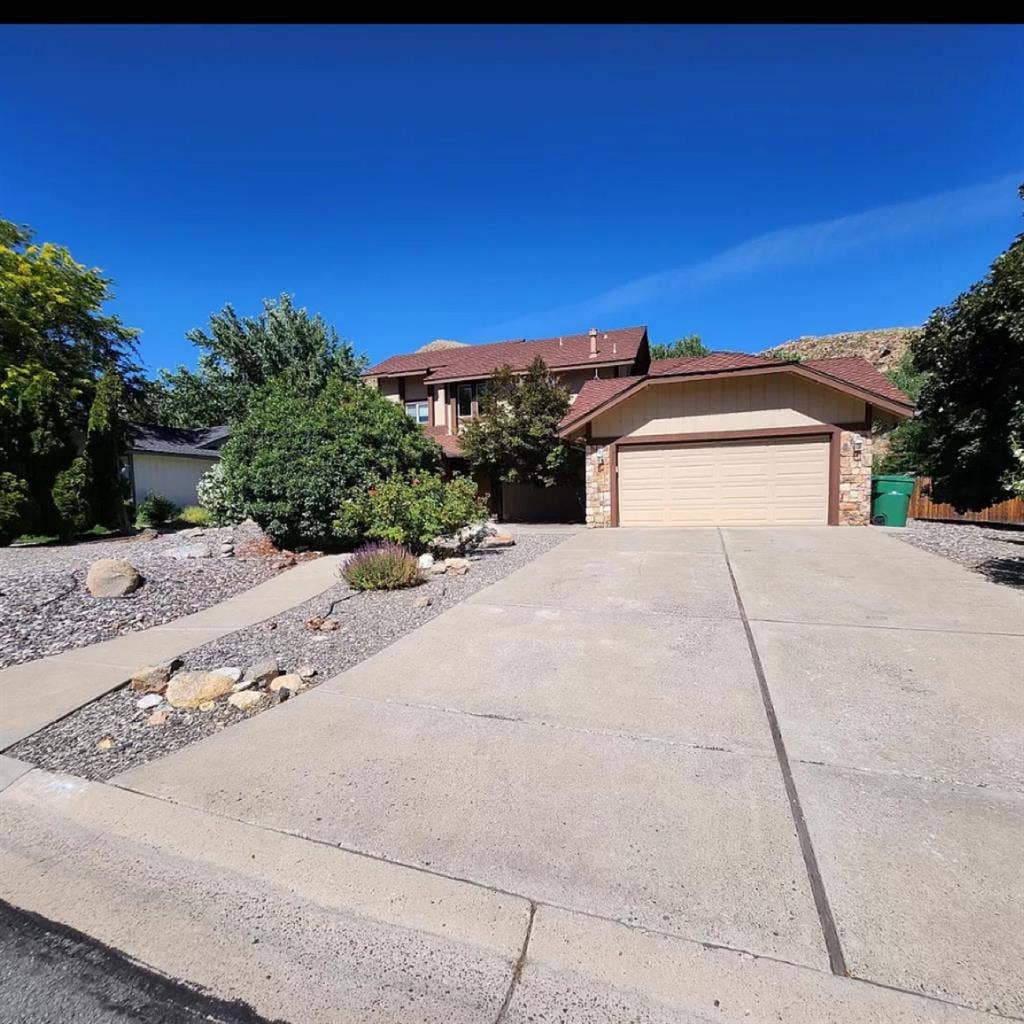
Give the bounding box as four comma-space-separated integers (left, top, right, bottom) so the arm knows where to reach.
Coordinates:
802, 356, 914, 408
423, 425, 465, 459
129, 424, 229, 457
560, 354, 913, 434
364, 326, 647, 382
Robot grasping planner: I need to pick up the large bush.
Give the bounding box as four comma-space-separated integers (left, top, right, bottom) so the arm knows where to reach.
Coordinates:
197, 462, 243, 525
335, 473, 486, 552
51, 457, 93, 538
0, 472, 29, 546
221, 377, 441, 547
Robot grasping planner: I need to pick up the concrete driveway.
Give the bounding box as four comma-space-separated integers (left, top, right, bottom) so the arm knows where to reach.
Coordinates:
4, 527, 1022, 1022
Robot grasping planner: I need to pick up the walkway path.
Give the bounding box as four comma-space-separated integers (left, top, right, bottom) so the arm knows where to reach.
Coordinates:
0, 555, 344, 748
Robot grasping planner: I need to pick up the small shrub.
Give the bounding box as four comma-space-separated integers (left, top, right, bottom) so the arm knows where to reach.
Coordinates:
335, 473, 486, 552
178, 504, 212, 526
0, 472, 29, 546
197, 462, 243, 526
342, 542, 423, 591
137, 492, 179, 526
51, 456, 93, 537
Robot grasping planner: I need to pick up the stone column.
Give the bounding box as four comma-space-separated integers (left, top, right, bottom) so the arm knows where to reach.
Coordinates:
838, 429, 873, 525
585, 443, 612, 527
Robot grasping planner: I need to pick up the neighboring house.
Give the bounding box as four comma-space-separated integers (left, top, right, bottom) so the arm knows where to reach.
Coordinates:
363, 326, 650, 520
127, 424, 229, 509
559, 353, 915, 527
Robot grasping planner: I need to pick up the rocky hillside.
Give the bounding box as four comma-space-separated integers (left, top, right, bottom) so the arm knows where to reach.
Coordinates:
760, 327, 919, 373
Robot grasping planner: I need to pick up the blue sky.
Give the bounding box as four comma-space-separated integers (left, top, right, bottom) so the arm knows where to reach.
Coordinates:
2, 24, 1022, 375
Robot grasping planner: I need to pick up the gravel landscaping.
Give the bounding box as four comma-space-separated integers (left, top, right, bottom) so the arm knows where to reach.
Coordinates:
0, 524, 289, 668
894, 519, 1024, 590
8, 527, 574, 780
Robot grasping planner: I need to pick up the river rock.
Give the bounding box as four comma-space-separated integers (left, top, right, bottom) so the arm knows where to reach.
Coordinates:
270, 673, 304, 693
444, 557, 470, 575
228, 690, 263, 711
242, 657, 280, 686
165, 670, 235, 709
135, 693, 164, 710
160, 544, 210, 560
86, 559, 142, 597
129, 661, 180, 693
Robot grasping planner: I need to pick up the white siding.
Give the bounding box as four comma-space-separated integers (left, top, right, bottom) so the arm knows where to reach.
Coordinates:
132, 453, 218, 509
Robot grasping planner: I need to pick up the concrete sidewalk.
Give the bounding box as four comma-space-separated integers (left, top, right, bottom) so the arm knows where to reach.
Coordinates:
0, 555, 344, 748
1, 527, 1021, 1022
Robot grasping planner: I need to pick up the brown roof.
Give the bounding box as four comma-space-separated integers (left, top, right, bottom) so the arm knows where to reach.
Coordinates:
802, 356, 913, 408
364, 326, 647, 382
648, 353, 777, 376
423, 425, 464, 459
561, 354, 913, 434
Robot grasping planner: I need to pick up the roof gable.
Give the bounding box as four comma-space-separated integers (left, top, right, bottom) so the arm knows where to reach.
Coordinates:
561, 354, 913, 435
129, 424, 229, 457
364, 326, 647, 382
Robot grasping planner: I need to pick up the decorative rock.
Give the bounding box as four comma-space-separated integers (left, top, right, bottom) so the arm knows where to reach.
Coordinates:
160, 544, 211, 560
242, 657, 280, 686
430, 562, 448, 575
319, 618, 340, 632
86, 559, 142, 598
129, 663, 175, 693
164, 670, 236, 709
198, 700, 216, 712
182, 527, 207, 538
414, 595, 432, 609
136, 528, 159, 541
417, 552, 435, 570
228, 690, 263, 711
212, 666, 242, 684
481, 532, 515, 548
136, 693, 164, 710
296, 664, 317, 679
445, 557, 470, 575
305, 616, 324, 630
262, 620, 278, 631
270, 673, 304, 693
95, 737, 113, 750
147, 710, 168, 726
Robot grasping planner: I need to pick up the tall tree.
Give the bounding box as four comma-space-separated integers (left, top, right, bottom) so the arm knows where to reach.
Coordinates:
460, 358, 580, 491
649, 335, 708, 360
0, 218, 140, 536
151, 294, 365, 427
912, 187, 1024, 509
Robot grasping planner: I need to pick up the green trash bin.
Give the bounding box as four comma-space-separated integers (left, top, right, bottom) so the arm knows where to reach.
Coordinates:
871, 474, 915, 527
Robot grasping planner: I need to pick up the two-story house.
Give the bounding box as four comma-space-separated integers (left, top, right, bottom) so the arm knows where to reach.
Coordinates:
363, 325, 651, 518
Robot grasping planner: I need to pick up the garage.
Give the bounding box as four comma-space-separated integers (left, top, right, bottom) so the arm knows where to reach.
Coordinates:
617, 435, 830, 526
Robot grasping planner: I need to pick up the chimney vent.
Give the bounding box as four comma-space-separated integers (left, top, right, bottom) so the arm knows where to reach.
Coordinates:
589, 327, 598, 357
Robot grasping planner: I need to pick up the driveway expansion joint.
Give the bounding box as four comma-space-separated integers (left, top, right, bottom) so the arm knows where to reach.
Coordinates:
718, 528, 849, 979
494, 902, 536, 1024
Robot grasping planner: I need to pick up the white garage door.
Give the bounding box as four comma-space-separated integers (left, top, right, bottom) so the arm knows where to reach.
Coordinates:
617, 436, 830, 526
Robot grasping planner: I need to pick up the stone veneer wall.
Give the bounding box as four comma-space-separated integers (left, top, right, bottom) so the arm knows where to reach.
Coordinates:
585, 443, 612, 527
838, 427, 873, 525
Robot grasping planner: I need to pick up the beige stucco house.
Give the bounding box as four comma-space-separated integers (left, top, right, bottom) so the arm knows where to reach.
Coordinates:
364, 327, 915, 527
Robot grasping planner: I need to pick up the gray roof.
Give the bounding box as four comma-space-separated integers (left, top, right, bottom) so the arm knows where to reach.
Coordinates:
128, 424, 229, 458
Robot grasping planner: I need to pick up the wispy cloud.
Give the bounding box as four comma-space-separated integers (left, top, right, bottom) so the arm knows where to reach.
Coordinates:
478, 172, 1022, 339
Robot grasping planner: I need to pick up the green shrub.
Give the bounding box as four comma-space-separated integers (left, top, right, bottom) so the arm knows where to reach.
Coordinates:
0, 472, 29, 546
178, 504, 212, 526
335, 473, 486, 552
341, 542, 423, 591
221, 377, 441, 548
137, 492, 179, 526
51, 457, 93, 538
196, 462, 243, 526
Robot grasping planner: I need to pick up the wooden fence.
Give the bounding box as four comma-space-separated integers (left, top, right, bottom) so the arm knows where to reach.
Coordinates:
909, 478, 1024, 526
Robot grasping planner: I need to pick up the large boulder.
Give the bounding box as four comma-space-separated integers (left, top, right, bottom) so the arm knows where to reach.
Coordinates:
164, 670, 236, 709
86, 559, 142, 598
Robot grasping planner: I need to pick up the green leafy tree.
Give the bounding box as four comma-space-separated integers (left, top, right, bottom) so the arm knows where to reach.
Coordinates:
649, 335, 708, 360
460, 357, 580, 490
873, 342, 929, 475
0, 472, 29, 546
911, 188, 1024, 509
0, 219, 140, 537
221, 376, 441, 547
85, 366, 131, 529
151, 294, 365, 427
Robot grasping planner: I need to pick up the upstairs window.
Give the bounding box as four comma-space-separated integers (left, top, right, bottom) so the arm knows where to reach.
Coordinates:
404, 401, 429, 425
